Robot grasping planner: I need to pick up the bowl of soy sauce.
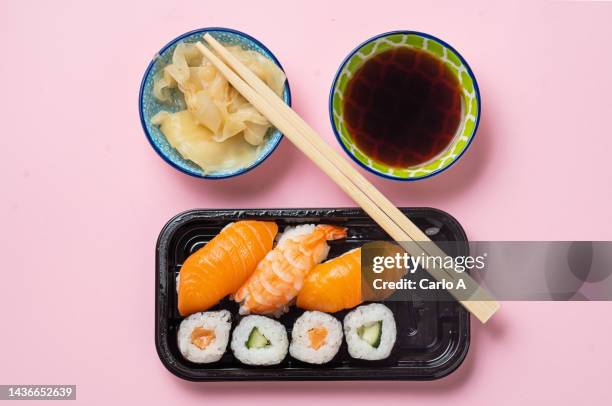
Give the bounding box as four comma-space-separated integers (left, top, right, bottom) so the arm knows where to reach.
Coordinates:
329, 31, 480, 181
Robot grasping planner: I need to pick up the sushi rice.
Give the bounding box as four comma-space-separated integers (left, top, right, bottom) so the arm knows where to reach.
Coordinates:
278, 224, 316, 244
344, 303, 397, 360
289, 311, 343, 364
177, 310, 232, 363
231, 315, 288, 365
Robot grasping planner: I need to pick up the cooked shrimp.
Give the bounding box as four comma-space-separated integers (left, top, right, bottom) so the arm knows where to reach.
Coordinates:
233, 224, 347, 316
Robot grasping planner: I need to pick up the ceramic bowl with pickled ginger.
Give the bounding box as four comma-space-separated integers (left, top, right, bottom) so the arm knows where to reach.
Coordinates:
139, 28, 291, 179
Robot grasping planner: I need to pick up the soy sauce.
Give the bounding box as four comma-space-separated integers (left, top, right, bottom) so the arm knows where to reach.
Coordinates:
343, 47, 462, 168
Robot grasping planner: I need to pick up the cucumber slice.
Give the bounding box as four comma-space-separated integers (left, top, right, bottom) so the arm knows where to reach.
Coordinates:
357, 321, 382, 348
245, 327, 270, 349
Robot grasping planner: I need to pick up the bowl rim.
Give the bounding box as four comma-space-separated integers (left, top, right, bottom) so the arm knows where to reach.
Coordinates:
328, 30, 481, 182
138, 27, 292, 180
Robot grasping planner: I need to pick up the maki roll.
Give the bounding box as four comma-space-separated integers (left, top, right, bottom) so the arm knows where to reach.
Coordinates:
344, 303, 396, 360
177, 310, 232, 363
231, 315, 288, 365
289, 311, 343, 364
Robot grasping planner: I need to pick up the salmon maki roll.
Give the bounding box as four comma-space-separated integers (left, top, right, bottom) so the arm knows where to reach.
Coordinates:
178, 220, 278, 316
233, 224, 347, 316
297, 248, 362, 313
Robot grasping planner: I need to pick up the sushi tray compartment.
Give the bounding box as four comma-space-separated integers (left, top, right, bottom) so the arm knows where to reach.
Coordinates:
155, 208, 470, 381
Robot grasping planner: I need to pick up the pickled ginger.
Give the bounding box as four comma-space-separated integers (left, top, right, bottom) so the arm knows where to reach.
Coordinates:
151, 39, 286, 173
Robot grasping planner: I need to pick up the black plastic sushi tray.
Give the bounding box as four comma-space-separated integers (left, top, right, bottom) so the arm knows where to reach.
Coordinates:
155, 208, 470, 381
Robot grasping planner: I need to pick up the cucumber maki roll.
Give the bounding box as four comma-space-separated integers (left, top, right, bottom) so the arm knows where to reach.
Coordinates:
343, 303, 396, 360
231, 315, 288, 365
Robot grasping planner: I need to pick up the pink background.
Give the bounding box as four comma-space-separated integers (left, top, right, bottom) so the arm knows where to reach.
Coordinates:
2, 0, 612, 404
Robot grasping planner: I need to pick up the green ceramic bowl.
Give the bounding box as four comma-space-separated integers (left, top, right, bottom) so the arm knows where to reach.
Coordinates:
329, 31, 481, 181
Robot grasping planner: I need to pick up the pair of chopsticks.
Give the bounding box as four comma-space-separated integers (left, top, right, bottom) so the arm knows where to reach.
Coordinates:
197, 34, 500, 323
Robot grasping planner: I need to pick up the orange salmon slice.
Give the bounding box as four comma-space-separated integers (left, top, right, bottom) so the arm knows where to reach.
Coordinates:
178, 220, 278, 316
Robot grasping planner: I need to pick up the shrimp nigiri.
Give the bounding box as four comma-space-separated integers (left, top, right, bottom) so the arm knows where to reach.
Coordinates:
233, 224, 347, 316
178, 220, 278, 316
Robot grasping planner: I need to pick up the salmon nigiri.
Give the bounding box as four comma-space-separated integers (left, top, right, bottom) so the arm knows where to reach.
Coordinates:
297, 248, 362, 313
178, 220, 278, 316
233, 224, 347, 316
297, 242, 407, 313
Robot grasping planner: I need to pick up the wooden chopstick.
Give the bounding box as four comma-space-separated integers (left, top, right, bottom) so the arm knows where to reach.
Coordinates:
196, 38, 500, 323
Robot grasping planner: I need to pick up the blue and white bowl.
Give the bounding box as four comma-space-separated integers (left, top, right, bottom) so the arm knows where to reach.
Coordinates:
139, 27, 291, 179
